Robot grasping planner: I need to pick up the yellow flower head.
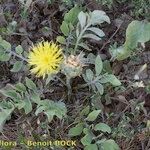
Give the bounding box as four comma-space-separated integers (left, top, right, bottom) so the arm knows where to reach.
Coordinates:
28, 41, 63, 78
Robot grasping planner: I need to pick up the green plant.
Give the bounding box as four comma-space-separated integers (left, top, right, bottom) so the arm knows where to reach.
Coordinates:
57, 8, 110, 54
122, 0, 150, 19
18, 0, 32, 19
57, 5, 82, 53
68, 106, 120, 150
96, 0, 150, 19
110, 20, 150, 60
112, 115, 135, 139
0, 78, 67, 131
57, 8, 120, 102
96, 0, 113, 8
74, 10, 110, 54
0, 6, 122, 149
82, 55, 121, 95
0, 36, 27, 70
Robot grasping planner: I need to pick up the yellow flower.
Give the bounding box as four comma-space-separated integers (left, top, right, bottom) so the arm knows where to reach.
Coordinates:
28, 41, 63, 78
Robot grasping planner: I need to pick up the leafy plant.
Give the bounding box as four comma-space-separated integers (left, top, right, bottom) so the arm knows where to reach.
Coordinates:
57, 5, 82, 48
82, 55, 121, 95
96, 0, 150, 19
130, 0, 150, 19
96, 0, 113, 8
57, 8, 110, 54
18, 0, 32, 19
68, 106, 120, 150
0, 36, 12, 62
117, 0, 150, 19
74, 10, 110, 54
0, 78, 67, 131
110, 20, 150, 60
35, 99, 67, 122
0, 36, 28, 79
0, 6, 122, 149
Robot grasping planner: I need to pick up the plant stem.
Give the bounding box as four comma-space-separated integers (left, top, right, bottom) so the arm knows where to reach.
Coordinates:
55, 75, 66, 86
9, 50, 28, 62
74, 24, 90, 54
66, 77, 72, 101
77, 76, 102, 89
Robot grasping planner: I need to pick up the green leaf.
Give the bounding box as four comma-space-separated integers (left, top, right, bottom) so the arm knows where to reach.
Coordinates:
95, 55, 103, 76
15, 82, 27, 92
23, 51, 28, 58
83, 128, 90, 134
0, 46, 4, 54
15, 45, 23, 55
44, 110, 55, 122
35, 101, 48, 115
35, 100, 67, 122
11, 61, 23, 72
78, 11, 87, 29
14, 99, 25, 110
78, 43, 92, 51
115, 21, 150, 60
0, 101, 14, 131
85, 144, 98, 150
0, 36, 2, 41
94, 123, 111, 133
80, 106, 90, 116
100, 74, 121, 86
53, 101, 67, 120
0, 53, 11, 62
101, 139, 120, 150
107, 74, 121, 86
87, 27, 105, 37
103, 60, 112, 74
64, 6, 81, 25
56, 36, 66, 44
110, 46, 126, 60
30, 91, 41, 104
81, 134, 93, 146
68, 123, 84, 137
0, 39, 11, 50
23, 96, 32, 114
0, 89, 19, 99
85, 110, 101, 122
86, 69, 94, 81
60, 21, 70, 36
95, 82, 104, 95
91, 10, 110, 25
87, 53, 96, 64
125, 21, 150, 48
25, 77, 37, 91
83, 34, 101, 41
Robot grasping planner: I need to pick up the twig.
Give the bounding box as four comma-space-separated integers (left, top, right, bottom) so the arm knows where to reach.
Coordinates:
1, 132, 9, 140
100, 25, 121, 51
